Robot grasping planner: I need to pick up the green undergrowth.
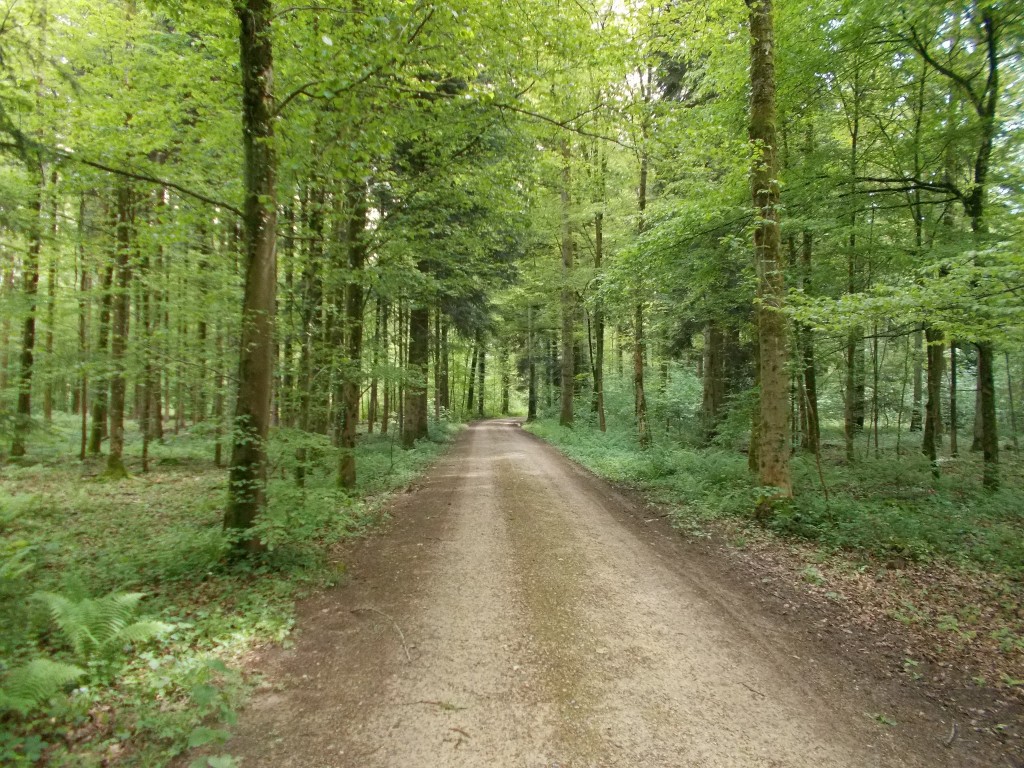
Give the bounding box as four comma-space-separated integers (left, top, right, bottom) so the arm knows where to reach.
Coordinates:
0, 414, 456, 767
525, 418, 1024, 579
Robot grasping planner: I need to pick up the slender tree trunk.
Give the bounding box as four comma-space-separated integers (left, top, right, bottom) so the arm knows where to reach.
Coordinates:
922, 327, 944, 475
592, 208, 606, 432
800, 231, 819, 453
439, 319, 450, 414
380, 301, 390, 435
11, 170, 44, 457
634, 149, 651, 449
1006, 352, 1018, 452
402, 305, 429, 449
747, 0, 791, 502
338, 185, 367, 487
433, 310, 442, 421
466, 342, 478, 413
559, 141, 575, 428
225, 0, 277, 550
977, 341, 998, 489
368, 299, 380, 433
634, 303, 650, 448
527, 306, 537, 422
949, 342, 958, 457
106, 184, 133, 479
500, 344, 510, 416
910, 327, 924, 431
702, 322, 725, 444
78, 196, 90, 461
214, 329, 225, 467
43, 171, 58, 424
89, 263, 113, 455
477, 343, 486, 418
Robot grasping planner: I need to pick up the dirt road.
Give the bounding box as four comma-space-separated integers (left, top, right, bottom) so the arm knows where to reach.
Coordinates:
221, 420, 980, 767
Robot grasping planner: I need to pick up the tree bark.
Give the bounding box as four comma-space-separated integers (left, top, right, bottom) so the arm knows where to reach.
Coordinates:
439, 318, 450, 414
592, 207, 606, 432
11, 170, 44, 457
338, 185, 367, 486
402, 305, 429, 449
477, 343, 486, 418
747, 0, 791, 502
634, 149, 651, 449
527, 306, 537, 422
77, 196, 90, 461
466, 342, 478, 413
43, 171, 58, 424
559, 141, 575, 428
225, 0, 277, 550
922, 326, 944, 474
702, 321, 726, 444
799, 230, 819, 453
106, 184, 133, 479
949, 342, 958, 457
910, 327, 924, 431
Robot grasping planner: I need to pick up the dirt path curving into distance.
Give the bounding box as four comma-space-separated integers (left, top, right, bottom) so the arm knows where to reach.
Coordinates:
215, 420, 993, 767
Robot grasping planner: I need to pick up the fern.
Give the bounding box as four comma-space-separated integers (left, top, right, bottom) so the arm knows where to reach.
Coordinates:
33, 591, 172, 662
0, 658, 85, 715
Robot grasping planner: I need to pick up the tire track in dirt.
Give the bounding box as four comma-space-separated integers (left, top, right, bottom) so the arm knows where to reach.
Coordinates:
208, 420, 985, 768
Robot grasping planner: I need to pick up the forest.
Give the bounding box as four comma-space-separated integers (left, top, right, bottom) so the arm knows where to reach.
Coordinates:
0, 0, 1022, 765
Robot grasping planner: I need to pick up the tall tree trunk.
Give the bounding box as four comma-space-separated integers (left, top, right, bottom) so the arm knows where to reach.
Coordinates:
89, 264, 113, 455
500, 344, 510, 416
11, 170, 44, 457
800, 230, 819, 453
338, 185, 367, 487
106, 184, 133, 479
977, 341, 998, 489
527, 306, 537, 422
477, 343, 486, 418
433, 310, 442, 421
380, 301, 390, 435
368, 299, 380, 434
633, 303, 650, 448
922, 327, 944, 474
634, 149, 651, 449
439, 318, 450, 414
949, 342, 958, 457
747, 0, 791, 503
702, 321, 726, 444
402, 304, 429, 449
466, 342, 478, 413
43, 170, 58, 424
78, 196, 90, 461
910, 327, 924, 431
225, 0, 277, 550
559, 141, 575, 428
592, 207, 606, 432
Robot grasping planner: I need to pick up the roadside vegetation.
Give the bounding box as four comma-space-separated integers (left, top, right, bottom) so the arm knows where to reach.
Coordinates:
0, 416, 454, 767
525, 372, 1024, 695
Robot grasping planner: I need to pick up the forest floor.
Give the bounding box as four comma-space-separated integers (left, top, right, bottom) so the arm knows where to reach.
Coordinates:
193, 419, 1019, 768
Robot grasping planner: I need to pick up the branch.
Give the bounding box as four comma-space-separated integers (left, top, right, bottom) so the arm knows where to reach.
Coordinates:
272, 5, 361, 19
491, 102, 632, 149
853, 175, 966, 202
904, 21, 983, 114
274, 80, 322, 116
61, 152, 243, 217
406, 5, 435, 45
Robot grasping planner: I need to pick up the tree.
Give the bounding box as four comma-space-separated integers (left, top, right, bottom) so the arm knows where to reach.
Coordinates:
747, 0, 791, 503
224, 0, 277, 551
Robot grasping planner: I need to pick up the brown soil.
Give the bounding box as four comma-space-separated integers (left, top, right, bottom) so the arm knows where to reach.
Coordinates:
203, 420, 1016, 767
